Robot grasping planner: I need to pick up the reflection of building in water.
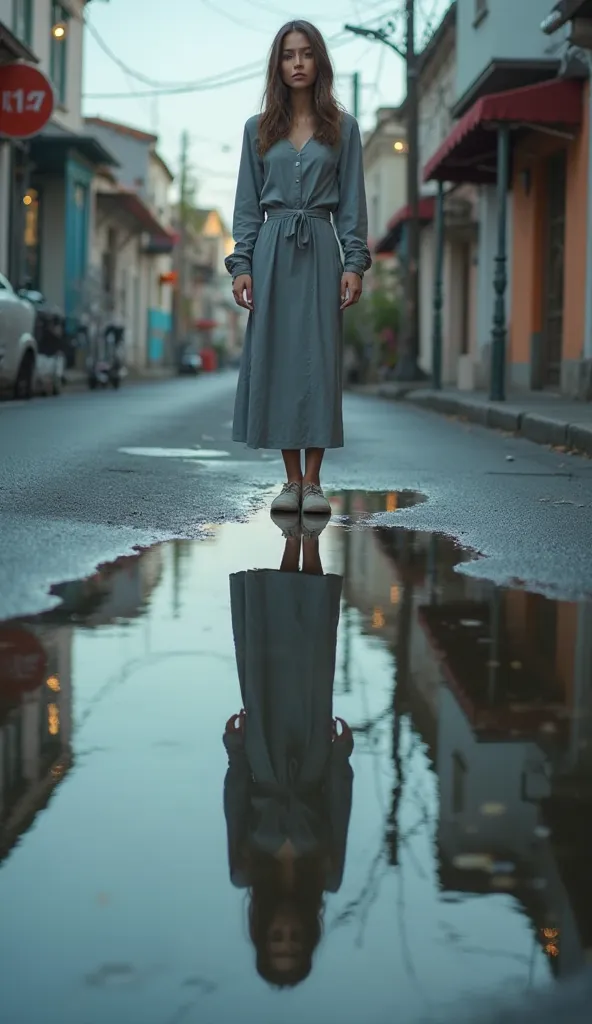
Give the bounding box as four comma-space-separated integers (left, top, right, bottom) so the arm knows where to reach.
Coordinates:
0, 623, 73, 865
53, 546, 165, 627
339, 492, 404, 636
415, 547, 592, 979
330, 500, 592, 975
0, 546, 167, 866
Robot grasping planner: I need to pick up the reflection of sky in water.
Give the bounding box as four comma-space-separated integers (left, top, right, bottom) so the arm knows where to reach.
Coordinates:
0, 506, 576, 1023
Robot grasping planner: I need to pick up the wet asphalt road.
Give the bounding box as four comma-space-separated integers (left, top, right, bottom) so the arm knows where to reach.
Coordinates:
2, 374, 592, 1023
1, 371, 592, 619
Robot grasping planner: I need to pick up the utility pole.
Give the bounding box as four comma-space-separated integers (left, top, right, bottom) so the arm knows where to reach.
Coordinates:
174, 130, 190, 346
345, 2, 425, 381
396, 0, 422, 380
352, 71, 360, 119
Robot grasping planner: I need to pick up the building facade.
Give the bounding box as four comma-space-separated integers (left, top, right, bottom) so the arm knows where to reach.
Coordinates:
173, 204, 242, 364
363, 107, 408, 254
0, 0, 115, 331
85, 117, 175, 370
424, 0, 591, 397
375, 5, 480, 384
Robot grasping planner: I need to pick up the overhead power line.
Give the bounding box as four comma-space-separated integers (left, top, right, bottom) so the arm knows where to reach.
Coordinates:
83, 0, 401, 100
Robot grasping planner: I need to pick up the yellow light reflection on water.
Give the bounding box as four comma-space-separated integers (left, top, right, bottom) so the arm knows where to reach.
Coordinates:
372, 607, 385, 629
47, 675, 60, 692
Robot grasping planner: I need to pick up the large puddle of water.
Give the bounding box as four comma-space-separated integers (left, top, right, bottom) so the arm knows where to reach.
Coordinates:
1, 491, 591, 1023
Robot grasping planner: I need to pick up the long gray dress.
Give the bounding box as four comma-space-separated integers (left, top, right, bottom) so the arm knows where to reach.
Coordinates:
225, 113, 372, 450
223, 569, 353, 892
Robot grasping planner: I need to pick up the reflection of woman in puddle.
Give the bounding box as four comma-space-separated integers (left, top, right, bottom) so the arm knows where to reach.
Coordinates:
223, 527, 353, 987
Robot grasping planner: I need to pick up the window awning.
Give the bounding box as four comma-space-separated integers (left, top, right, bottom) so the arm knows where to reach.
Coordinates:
29, 124, 119, 170
97, 189, 175, 244
423, 78, 583, 184
375, 197, 435, 254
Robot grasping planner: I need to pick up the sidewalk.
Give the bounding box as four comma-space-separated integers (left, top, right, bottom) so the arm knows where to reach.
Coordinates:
353, 382, 592, 455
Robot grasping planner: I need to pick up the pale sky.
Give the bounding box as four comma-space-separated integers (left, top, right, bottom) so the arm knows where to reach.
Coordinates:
82, 0, 449, 225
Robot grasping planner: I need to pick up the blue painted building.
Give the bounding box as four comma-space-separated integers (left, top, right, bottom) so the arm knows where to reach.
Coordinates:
24, 122, 117, 328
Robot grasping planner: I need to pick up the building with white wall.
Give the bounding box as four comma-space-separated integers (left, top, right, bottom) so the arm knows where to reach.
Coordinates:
363, 107, 408, 252
375, 4, 479, 383
85, 117, 176, 370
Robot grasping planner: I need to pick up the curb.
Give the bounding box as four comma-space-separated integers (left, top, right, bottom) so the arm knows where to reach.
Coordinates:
399, 389, 592, 456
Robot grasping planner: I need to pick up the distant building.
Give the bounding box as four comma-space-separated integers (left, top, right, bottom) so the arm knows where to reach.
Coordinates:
85, 117, 176, 370
172, 204, 242, 362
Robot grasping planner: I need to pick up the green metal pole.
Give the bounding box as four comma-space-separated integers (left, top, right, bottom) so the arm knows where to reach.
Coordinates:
490, 126, 510, 402
432, 180, 444, 390
352, 72, 360, 118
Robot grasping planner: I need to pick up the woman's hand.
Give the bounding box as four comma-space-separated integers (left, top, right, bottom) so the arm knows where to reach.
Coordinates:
340, 271, 362, 310
332, 716, 354, 755
232, 274, 253, 311
225, 709, 246, 736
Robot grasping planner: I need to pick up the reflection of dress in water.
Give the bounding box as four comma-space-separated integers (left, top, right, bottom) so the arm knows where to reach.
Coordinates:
224, 569, 353, 892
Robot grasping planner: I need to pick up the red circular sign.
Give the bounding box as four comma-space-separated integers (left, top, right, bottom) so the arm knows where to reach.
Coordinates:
0, 626, 47, 695
0, 62, 54, 139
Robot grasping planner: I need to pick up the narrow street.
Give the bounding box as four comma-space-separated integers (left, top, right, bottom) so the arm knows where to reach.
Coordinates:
1, 377, 592, 1023
1, 373, 592, 619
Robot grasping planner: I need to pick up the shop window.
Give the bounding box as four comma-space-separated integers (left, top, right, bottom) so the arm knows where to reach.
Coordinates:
13, 0, 33, 47
50, 3, 70, 105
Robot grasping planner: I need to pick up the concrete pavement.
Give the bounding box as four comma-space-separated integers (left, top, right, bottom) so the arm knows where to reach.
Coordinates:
357, 382, 592, 455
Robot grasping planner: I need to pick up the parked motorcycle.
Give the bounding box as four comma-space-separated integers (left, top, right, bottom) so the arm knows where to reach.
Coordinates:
86, 321, 126, 390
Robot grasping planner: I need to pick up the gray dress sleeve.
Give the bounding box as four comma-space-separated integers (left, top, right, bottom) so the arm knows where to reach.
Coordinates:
324, 745, 354, 893
224, 119, 264, 281
222, 732, 251, 889
335, 116, 372, 279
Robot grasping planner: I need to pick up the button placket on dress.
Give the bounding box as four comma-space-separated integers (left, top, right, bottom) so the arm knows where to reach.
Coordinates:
295, 156, 301, 206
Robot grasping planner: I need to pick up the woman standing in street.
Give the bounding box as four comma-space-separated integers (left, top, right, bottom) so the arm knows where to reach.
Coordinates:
225, 20, 371, 517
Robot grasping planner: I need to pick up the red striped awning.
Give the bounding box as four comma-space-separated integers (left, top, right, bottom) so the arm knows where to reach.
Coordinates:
375, 197, 435, 254
386, 197, 436, 232
423, 78, 583, 184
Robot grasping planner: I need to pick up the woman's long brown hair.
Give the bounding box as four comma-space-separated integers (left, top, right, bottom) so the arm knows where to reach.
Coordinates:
258, 20, 342, 156
247, 849, 326, 988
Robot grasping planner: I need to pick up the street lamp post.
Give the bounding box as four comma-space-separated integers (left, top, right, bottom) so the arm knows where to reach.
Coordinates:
345, 0, 424, 381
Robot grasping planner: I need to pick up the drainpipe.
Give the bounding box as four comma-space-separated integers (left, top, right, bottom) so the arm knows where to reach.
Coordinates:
584, 54, 592, 363
432, 180, 445, 389
490, 126, 510, 402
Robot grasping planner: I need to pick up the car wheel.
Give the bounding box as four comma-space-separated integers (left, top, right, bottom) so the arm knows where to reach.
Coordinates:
13, 351, 35, 400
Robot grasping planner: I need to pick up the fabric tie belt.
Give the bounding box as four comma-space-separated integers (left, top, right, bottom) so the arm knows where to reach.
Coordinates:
266, 207, 331, 249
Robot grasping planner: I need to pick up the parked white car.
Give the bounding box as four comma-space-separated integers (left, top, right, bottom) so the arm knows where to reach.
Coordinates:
0, 274, 64, 399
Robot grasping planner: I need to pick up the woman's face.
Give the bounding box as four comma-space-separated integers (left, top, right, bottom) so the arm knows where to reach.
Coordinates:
267, 905, 304, 975
280, 31, 317, 91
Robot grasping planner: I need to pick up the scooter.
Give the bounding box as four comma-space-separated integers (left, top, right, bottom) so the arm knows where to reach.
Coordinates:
87, 322, 126, 389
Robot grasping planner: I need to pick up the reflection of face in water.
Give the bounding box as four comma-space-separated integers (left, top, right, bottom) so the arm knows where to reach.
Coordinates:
223, 532, 353, 988
248, 855, 325, 987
